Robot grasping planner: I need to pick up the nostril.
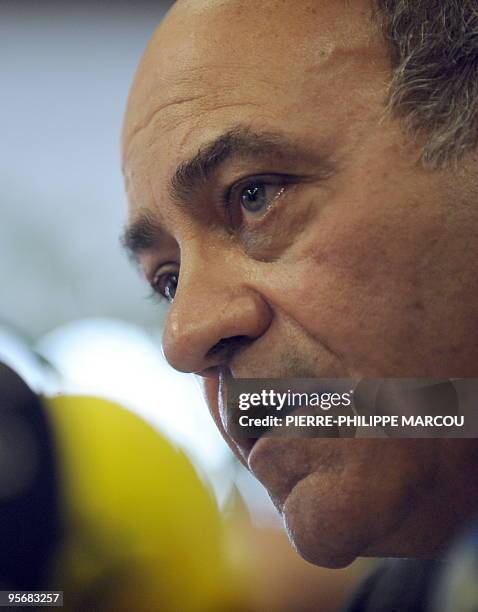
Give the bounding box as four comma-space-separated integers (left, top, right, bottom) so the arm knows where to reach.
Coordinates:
206, 335, 249, 358
207, 339, 228, 356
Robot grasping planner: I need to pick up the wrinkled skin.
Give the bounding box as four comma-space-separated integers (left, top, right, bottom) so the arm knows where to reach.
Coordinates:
122, 0, 478, 567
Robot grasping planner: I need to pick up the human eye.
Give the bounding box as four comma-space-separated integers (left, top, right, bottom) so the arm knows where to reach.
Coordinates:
224, 175, 289, 227
150, 266, 179, 304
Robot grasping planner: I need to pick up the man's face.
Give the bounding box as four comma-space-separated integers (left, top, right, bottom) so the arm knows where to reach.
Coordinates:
122, 0, 478, 567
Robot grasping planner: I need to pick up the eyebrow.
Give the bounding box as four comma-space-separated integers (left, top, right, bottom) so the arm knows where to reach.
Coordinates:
121, 212, 164, 265
122, 125, 335, 261
169, 125, 324, 206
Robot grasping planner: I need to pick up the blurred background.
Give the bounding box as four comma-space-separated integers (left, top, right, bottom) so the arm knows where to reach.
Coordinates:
0, 1, 371, 609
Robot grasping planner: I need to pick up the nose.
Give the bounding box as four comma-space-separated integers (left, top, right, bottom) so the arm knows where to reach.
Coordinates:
162, 253, 272, 375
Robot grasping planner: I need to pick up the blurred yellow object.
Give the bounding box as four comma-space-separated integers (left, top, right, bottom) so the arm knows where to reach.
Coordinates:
42, 395, 240, 612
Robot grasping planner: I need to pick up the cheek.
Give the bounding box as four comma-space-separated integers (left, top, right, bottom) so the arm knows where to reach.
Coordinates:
260, 198, 443, 376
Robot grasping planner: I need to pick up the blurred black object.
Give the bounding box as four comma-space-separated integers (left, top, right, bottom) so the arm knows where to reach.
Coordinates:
433, 515, 478, 612
0, 362, 60, 589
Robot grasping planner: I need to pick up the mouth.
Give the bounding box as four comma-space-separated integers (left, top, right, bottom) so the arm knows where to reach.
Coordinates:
217, 368, 341, 464
217, 369, 263, 464
237, 438, 259, 463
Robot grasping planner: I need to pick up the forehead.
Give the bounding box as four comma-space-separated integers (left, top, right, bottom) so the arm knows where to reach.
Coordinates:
122, 0, 383, 223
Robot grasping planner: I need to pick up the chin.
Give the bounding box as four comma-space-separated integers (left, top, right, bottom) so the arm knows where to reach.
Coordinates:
249, 438, 438, 567
280, 474, 368, 568
280, 462, 422, 568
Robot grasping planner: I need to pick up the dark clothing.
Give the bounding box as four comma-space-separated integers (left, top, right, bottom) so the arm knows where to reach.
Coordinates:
344, 559, 445, 612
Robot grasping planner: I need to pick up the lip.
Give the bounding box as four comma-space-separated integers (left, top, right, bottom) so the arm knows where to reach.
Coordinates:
246, 435, 309, 512
217, 369, 263, 463
247, 435, 269, 470
237, 437, 259, 463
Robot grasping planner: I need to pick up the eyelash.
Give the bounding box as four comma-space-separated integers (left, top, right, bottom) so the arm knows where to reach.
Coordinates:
148, 269, 178, 304
223, 174, 293, 224
148, 174, 295, 304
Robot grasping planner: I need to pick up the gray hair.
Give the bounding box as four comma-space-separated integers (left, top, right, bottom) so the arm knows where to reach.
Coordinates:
375, 0, 478, 167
